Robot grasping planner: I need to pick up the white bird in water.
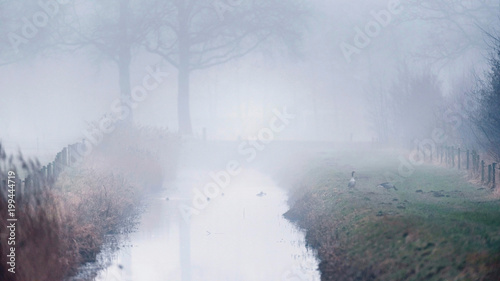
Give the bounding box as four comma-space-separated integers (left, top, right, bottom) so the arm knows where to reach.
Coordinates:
348, 171, 356, 188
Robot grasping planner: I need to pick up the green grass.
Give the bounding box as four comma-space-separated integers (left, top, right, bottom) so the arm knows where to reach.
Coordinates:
284, 148, 500, 281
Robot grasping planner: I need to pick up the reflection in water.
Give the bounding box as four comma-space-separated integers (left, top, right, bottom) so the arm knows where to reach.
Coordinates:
95, 169, 320, 281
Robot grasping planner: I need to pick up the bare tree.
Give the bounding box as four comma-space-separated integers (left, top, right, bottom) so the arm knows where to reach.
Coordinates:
402, 0, 499, 66
390, 64, 444, 146
470, 42, 500, 160
365, 82, 393, 144
52, 0, 160, 124
145, 0, 309, 134
0, 1, 52, 65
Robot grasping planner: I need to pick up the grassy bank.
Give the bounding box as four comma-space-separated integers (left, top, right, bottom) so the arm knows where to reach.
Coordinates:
284, 148, 500, 280
0, 126, 179, 281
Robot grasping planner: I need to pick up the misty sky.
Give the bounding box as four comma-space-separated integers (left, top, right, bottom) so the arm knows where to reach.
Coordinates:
1, 0, 498, 160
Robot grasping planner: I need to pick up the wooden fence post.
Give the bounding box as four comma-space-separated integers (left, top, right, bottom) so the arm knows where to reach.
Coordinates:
62, 147, 68, 166
478, 155, 481, 174
67, 145, 71, 166
57, 150, 64, 177
488, 164, 492, 184
471, 150, 475, 172
473, 151, 478, 174
53, 160, 58, 178
441, 144, 446, 163
440, 145, 443, 163
25, 176, 30, 189
68, 145, 76, 166
437, 145, 440, 163
481, 160, 485, 183
476, 152, 481, 173
493, 163, 497, 188
41, 166, 47, 180
446, 146, 450, 165
68, 144, 78, 166
54, 153, 59, 176
452, 146, 455, 168
446, 146, 449, 165
452, 147, 455, 166
466, 150, 470, 170
472, 152, 475, 172
450, 146, 453, 167
47, 163, 52, 179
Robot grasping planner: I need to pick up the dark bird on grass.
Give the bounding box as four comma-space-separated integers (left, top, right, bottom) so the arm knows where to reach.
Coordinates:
348, 171, 356, 188
377, 182, 397, 191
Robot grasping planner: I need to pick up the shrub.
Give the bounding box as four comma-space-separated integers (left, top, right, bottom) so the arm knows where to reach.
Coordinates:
0, 124, 180, 280
0, 145, 71, 281
469, 45, 500, 161
82, 125, 180, 189
0, 144, 143, 281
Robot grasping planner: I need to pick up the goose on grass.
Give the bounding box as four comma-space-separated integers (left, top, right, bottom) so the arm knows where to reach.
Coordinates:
377, 182, 397, 191
348, 171, 356, 188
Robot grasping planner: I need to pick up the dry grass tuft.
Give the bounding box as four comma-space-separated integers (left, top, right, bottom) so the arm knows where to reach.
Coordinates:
0, 126, 179, 280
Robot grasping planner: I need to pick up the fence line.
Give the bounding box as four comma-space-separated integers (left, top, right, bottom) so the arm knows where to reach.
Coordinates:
22, 141, 85, 190
429, 145, 498, 189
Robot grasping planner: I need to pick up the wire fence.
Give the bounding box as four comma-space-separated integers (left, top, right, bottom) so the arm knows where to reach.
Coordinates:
23, 141, 85, 189
428, 145, 498, 188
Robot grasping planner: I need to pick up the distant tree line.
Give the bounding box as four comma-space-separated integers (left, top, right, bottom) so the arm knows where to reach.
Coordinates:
366, 64, 443, 146
0, 0, 309, 134
465, 40, 500, 161
367, 33, 500, 162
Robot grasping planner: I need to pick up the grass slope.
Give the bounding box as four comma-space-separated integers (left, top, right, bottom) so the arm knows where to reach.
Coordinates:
284, 149, 500, 281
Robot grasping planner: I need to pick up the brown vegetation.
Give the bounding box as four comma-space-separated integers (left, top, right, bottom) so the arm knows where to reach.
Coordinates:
0, 126, 179, 281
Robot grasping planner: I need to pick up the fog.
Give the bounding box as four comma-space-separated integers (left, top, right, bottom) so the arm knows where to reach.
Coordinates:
2, 0, 500, 280
3, 0, 496, 155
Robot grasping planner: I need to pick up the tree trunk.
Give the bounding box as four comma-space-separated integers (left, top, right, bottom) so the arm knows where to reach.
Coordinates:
118, 54, 132, 125
118, 0, 132, 126
178, 62, 192, 135
177, 6, 192, 135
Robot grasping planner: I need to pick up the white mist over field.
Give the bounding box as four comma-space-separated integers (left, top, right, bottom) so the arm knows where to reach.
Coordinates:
2, 0, 500, 280
2, 0, 495, 156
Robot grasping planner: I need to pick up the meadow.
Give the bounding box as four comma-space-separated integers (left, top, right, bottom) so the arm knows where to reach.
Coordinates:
284, 147, 500, 280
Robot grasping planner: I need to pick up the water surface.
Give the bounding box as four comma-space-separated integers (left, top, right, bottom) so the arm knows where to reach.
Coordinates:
94, 168, 320, 281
